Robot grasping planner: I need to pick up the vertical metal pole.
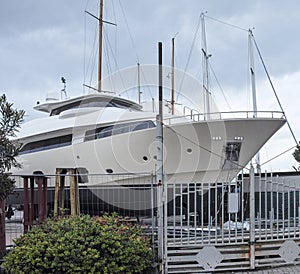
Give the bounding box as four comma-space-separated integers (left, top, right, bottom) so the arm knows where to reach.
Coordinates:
150, 174, 155, 257
173, 183, 176, 242
270, 172, 274, 239
194, 183, 197, 243
241, 174, 245, 242
276, 177, 279, 239
282, 181, 285, 237
137, 62, 141, 104
250, 165, 255, 269
23, 177, 29, 233
293, 184, 296, 238
187, 184, 190, 242
156, 41, 165, 273
171, 37, 175, 115
221, 180, 224, 243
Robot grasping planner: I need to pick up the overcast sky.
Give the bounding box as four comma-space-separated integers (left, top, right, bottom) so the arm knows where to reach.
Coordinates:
1, 0, 300, 171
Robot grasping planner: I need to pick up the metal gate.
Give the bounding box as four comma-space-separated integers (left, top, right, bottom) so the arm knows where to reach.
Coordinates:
159, 166, 300, 273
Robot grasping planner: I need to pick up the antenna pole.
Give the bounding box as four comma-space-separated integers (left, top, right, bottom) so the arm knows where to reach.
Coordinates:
98, 0, 103, 92
171, 37, 175, 115
137, 62, 141, 104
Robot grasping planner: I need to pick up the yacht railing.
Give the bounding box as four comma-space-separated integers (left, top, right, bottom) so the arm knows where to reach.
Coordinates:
164, 110, 285, 125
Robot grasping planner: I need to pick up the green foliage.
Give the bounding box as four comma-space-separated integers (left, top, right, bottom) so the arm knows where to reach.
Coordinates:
0, 94, 25, 200
3, 214, 153, 273
293, 144, 300, 164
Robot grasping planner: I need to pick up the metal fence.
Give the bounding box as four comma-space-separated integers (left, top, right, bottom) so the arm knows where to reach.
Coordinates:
4, 173, 156, 250
164, 167, 300, 273
4, 168, 300, 273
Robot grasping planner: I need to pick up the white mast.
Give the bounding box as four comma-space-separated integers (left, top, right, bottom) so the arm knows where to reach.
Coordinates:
249, 29, 260, 171
98, 0, 103, 92
201, 13, 211, 120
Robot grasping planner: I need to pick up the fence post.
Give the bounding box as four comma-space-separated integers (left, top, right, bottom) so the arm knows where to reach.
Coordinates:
54, 169, 60, 216
23, 177, 29, 233
249, 164, 256, 269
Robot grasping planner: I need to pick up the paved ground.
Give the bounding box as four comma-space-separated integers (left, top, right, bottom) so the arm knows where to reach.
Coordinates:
228, 265, 300, 273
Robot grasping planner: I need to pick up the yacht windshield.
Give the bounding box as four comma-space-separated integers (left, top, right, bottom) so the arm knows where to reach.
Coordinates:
50, 98, 140, 116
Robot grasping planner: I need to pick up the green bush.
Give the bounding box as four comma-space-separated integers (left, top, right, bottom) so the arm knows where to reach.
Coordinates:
3, 214, 153, 273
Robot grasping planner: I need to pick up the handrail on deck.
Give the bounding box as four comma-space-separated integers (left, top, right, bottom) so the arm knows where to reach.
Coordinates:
165, 110, 285, 125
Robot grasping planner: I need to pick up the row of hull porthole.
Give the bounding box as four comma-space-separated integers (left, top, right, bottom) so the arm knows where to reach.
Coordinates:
105, 148, 193, 174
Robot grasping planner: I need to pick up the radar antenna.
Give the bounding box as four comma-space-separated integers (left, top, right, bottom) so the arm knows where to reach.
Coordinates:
61, 77, 67, 99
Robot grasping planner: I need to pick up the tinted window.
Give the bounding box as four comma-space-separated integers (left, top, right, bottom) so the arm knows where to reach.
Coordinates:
20, 135, 72, 155
84, 121, 155, 142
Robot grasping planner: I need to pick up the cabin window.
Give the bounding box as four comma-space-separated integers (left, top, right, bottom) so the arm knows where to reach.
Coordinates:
84, 121, 155, 142
19, 134, 72, 155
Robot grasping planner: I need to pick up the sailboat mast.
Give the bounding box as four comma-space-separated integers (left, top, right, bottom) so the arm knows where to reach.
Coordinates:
98, 0, 103, 92
249, 30, 258, 118
201, 13, 211, 119
249, 29, 260, 170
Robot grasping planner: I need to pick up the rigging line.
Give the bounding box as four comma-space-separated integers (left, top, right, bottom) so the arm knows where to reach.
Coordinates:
204, 14, 248, 32
103, 29, 112, 84
163, 122, 250, 171
140, 68, 155, 102
102, 27, 128, 95
252, 36, 298, 146
88, 22, 98, 87
118, 0, 140, 63
177, 13, 202, 101
260, 145, 297, 167
83, 0, 93, 92
84, 13, 99, 87
111, 0, 118, 61
208, 61, 232, 111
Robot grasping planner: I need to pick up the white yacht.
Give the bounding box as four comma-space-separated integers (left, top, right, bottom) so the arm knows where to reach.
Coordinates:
11, 91, 285, 184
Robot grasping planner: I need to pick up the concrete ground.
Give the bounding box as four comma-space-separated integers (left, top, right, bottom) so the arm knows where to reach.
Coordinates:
228, 265, 300, 273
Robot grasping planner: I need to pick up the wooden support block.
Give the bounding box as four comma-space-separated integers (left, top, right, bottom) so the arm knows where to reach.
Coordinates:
29, 178, 34, 228
23, 177, 29, 233
70, 169, 76, 216
54, 169, 60, 216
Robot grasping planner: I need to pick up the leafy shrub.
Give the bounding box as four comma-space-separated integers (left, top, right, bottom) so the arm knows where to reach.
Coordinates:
3, 214, 153, 273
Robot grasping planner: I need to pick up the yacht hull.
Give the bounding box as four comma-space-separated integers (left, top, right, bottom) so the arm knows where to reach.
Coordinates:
13, 117, 285, 183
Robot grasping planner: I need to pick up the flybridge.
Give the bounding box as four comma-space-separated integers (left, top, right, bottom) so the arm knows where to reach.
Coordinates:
34, 93, 142, 115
